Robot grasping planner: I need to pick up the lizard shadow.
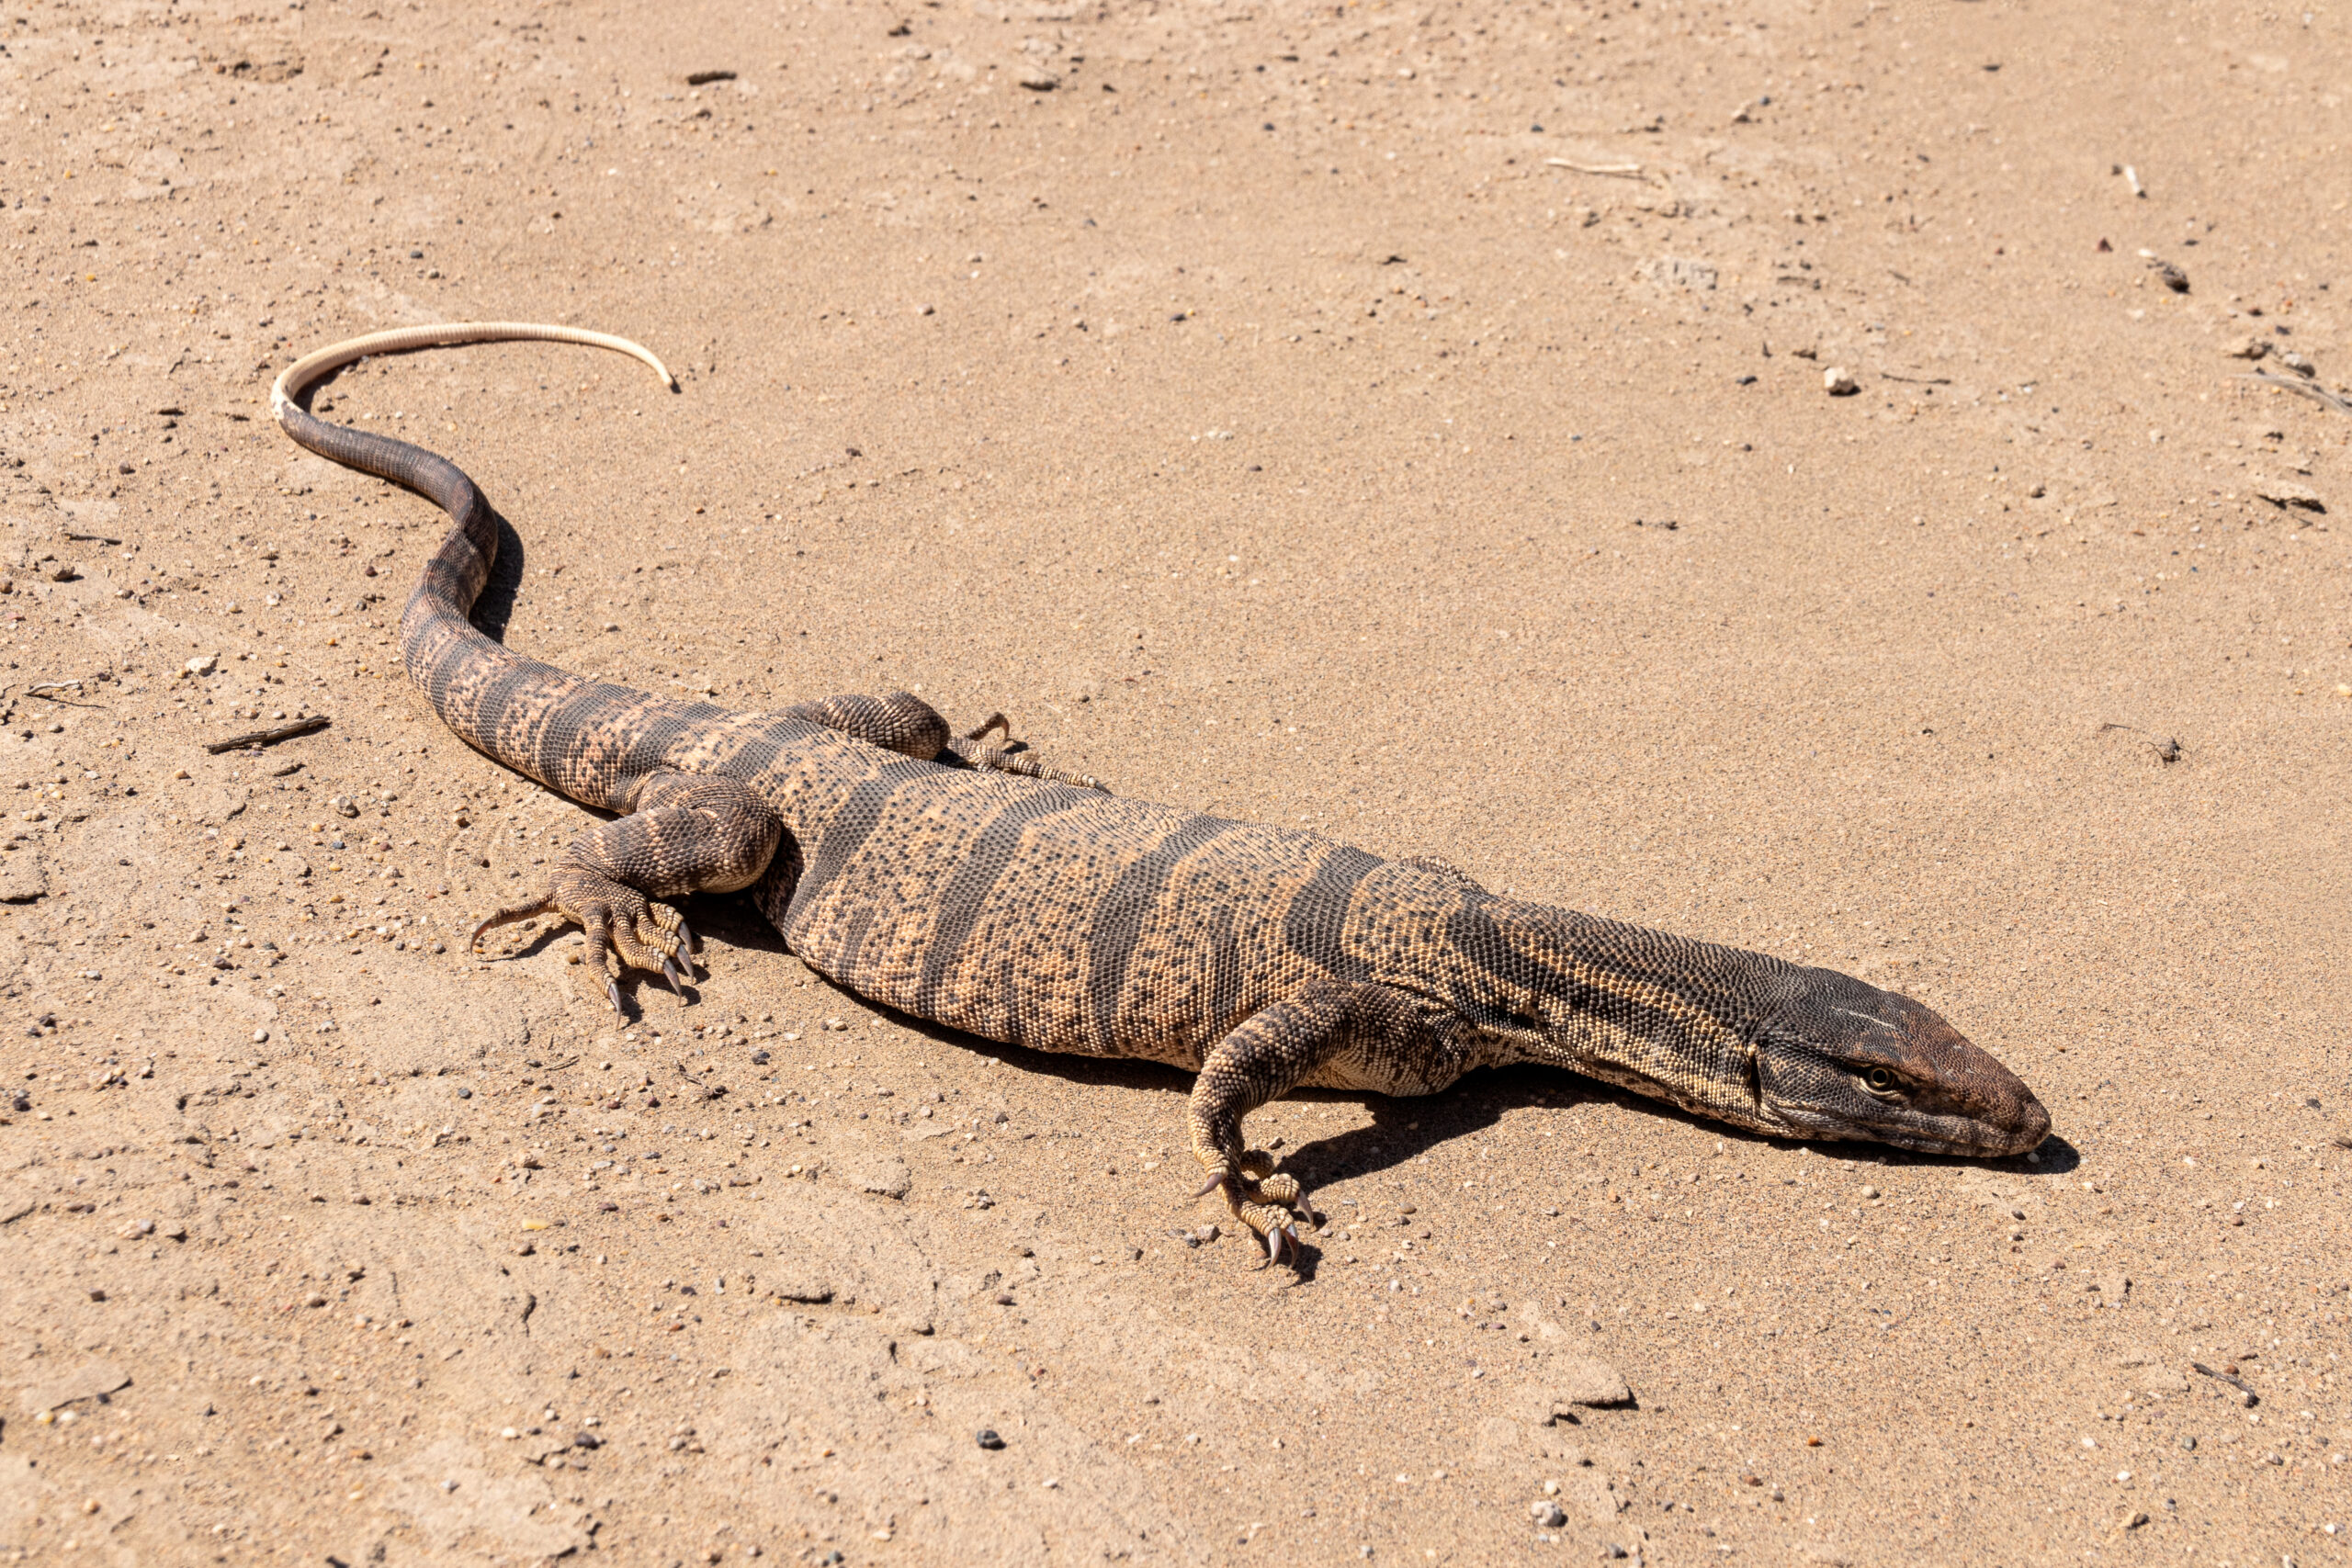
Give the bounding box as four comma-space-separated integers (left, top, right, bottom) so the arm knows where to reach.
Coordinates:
468, 507, 527, 642
647, 900, 2082, 1266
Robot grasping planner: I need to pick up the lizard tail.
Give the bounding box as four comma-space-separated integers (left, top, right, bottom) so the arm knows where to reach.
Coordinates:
271, 322, 678, 808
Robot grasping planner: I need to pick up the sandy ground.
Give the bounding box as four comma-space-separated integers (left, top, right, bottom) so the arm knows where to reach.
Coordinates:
0, 0, 2346, 1563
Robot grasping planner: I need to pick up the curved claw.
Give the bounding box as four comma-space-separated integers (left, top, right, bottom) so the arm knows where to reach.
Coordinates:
605, 974, 625, 1016
1265, 1227, 1283, 1264
470, 895, 556, 954
1192, 1173, 1229, 1201
661, 954, 686, 998
674, 918, 696, 958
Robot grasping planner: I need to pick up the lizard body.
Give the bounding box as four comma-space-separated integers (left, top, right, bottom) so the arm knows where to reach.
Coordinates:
274, 323, 2052, 1258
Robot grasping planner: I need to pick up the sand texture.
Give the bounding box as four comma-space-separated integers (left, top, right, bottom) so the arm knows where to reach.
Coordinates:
0, 0, 2346, 1563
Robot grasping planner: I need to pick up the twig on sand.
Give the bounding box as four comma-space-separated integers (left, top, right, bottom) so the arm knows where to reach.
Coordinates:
204, 714, 331, 754
2238, 369, 2351, 413
1544, 158, 1646, 177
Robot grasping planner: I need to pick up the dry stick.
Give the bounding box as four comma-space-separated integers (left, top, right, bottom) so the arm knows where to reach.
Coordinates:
2190, 1361, 2257, 1400
2237, 369, 2352, 413
203, 714, 331, 754
1544, 158, 1647, 177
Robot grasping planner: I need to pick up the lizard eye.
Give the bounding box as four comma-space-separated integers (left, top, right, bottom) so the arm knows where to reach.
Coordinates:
1860, 1066, 1904, 1099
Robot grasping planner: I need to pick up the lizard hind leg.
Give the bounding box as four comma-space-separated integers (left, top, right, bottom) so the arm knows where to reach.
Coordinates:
947, 711, 1111, 794
474, 867, 688, 1010
471, 770, 781, 1014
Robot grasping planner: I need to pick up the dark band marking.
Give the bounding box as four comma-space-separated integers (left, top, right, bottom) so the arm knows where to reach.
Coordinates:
831, 900, 878, 985
1202, 899, 1247, 1042
914, 788, 1090, 1011
720, 729, 790, 781
534, 679, 635, 785
1442, 898, 1692, 1047
1283, 843, 1384, 980
622, 705, 719, 778
783, 757, 941, 931
1085, 814, 1244, 1054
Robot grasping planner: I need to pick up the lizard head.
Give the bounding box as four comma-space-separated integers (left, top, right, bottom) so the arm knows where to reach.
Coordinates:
1747, 965, 2050, 1157
1451, 900, 2049, 1159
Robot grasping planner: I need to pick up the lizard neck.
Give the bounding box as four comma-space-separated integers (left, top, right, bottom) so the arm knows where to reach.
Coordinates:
1432, 895, 1792, 1135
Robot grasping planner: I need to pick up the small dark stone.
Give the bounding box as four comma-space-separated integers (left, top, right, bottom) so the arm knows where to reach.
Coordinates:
572, 1432, 603, 1450
976, 1428, 1004, 1450
750, 1049, 771, 1066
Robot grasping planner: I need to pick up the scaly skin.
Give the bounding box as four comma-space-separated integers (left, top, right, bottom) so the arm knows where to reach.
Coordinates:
273, 324, 2053, 1263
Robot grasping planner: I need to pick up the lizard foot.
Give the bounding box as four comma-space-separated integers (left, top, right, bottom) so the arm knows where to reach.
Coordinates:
473, 868, 695, 1014
1193, 1148, 1308, 1264
947, 712, 1111, 794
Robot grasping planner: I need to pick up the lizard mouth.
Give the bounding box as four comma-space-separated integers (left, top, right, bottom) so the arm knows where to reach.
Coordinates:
1774, 1099, 2050, 1158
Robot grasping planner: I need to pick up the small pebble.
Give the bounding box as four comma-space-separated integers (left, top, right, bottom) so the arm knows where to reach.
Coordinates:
1530, 1500, 1567, 1529
975, 1428, 1004, 1450
1824, 367, 1860, 397
1860, 1185, 1880, 1200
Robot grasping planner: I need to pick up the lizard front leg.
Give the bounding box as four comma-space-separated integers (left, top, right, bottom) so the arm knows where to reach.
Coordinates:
473, 771, 780, 1013
1189, 978, 1454, 1263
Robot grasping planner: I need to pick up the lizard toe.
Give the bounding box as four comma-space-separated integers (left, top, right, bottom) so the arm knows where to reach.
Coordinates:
1229, 1198, 1302, 1265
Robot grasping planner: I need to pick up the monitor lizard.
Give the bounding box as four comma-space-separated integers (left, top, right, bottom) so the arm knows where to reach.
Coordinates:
273, 322, 2052, 1261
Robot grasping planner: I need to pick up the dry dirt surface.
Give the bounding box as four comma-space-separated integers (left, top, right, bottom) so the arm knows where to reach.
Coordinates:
1, 0, 2348, 1563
